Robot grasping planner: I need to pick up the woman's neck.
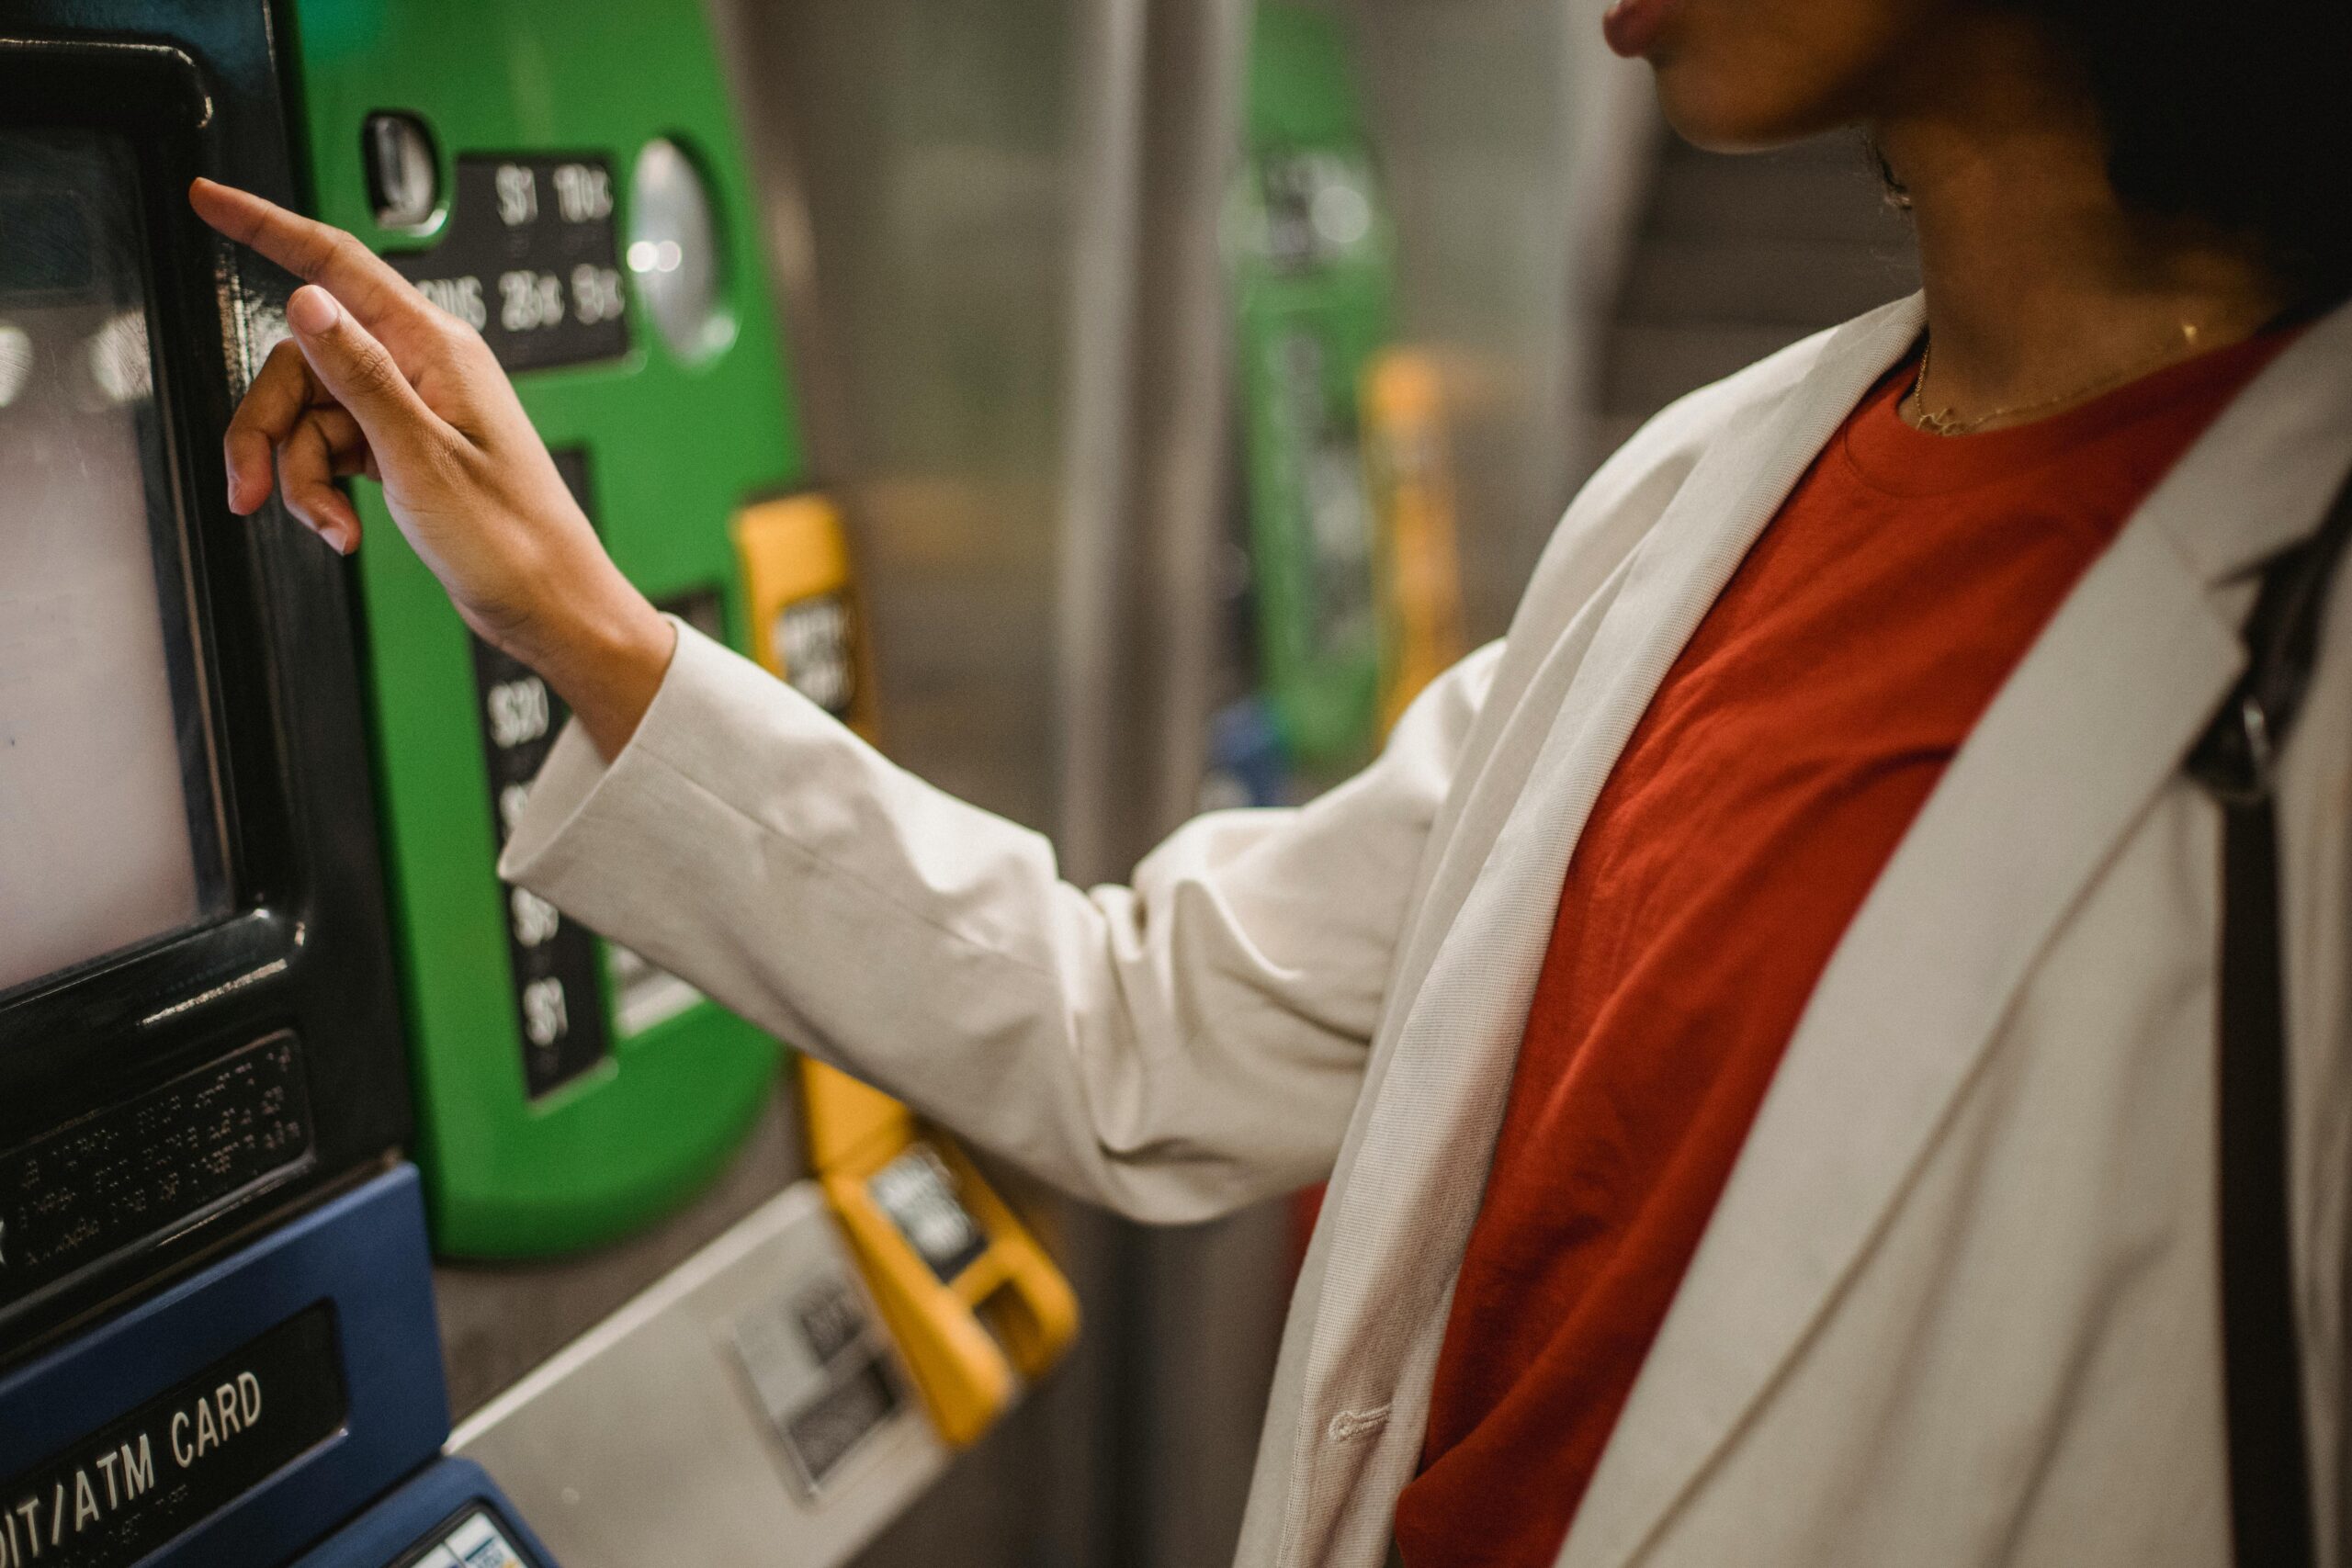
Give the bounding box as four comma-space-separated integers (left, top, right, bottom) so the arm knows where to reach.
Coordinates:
1870, 13, 2285, 429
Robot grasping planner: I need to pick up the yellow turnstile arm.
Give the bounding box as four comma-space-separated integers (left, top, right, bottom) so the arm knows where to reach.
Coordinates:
800, 1061, 1080, 1448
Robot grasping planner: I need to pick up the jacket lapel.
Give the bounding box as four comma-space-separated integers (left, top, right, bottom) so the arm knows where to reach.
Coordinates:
1557, 298, 2352, 1568
1270, 301, 1928, 1567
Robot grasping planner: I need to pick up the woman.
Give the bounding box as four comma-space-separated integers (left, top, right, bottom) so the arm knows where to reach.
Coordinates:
192, 0, 2351, 1562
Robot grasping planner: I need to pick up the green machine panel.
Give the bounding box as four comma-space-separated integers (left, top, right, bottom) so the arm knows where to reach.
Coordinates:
1231, 4, 1396, 773
288, 0, 800, 1256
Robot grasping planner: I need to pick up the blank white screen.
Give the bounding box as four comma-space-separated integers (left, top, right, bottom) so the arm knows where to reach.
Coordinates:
0, 130, 222, 994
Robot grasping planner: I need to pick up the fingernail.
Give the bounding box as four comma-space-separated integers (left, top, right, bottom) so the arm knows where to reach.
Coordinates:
288, 286, 337, 335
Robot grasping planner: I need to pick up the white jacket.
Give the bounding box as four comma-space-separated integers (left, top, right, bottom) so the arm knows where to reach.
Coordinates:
503, 293, 2352, 1568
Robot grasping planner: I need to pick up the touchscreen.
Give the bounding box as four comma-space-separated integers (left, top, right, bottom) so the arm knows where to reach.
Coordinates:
0, 130, 227, 993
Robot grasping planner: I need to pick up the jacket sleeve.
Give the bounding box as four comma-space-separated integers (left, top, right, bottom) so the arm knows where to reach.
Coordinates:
500, 625, 1503, 1222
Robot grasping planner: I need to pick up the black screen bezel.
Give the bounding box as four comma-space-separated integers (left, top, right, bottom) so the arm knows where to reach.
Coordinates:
0, 51, 297, 1040
0, 26, 411, 1362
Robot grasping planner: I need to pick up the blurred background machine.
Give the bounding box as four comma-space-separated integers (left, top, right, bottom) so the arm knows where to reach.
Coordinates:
1226, 2, 1400, 783
1215, 1, 1470, 800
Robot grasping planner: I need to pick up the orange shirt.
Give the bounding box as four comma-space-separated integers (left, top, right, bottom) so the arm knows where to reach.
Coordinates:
1392, 333, 2292, 1568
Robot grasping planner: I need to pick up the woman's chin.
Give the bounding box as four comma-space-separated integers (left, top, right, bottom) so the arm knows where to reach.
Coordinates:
1652, 62, 1858, 153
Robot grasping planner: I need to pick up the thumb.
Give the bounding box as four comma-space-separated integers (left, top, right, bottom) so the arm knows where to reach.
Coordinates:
282, 284, 447, 470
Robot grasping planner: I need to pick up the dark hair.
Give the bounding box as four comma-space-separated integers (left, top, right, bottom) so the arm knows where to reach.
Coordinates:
2019, 0, 2352, 299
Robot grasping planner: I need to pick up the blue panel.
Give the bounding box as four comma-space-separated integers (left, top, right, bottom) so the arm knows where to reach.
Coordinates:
286, 1459, 561, 1568
0, 1167, 448, 1568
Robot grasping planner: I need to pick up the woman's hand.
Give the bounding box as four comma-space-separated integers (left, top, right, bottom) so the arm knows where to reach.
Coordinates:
190, 177, 674, 759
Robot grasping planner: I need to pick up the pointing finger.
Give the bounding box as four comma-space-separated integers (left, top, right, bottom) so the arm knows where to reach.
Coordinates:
190, 179, 430, 351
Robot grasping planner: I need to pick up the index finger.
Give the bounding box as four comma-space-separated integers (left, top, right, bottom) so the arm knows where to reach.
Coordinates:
189, 179, 428, 343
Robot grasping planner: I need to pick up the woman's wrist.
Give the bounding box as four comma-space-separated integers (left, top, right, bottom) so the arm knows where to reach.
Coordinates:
525, 567, 678, 761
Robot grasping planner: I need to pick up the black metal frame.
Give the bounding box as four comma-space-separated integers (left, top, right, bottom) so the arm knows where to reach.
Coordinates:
0, 14, 409, 1362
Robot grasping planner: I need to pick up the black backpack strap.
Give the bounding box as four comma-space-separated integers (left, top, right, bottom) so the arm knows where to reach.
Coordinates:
2187, 464, 2352, 1568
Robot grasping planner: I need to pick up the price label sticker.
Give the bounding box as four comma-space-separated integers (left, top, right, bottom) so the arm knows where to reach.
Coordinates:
733, 1268, 908, 1498
389, 155, 630, 372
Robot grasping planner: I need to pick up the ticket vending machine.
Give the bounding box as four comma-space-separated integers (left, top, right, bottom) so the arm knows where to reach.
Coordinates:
0, 0, 408, 1384
0, 6, 554, 1565
283, 0, 800, 1257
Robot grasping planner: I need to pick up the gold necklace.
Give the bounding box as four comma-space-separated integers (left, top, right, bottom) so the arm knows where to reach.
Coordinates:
1905, 321, 2205, 437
